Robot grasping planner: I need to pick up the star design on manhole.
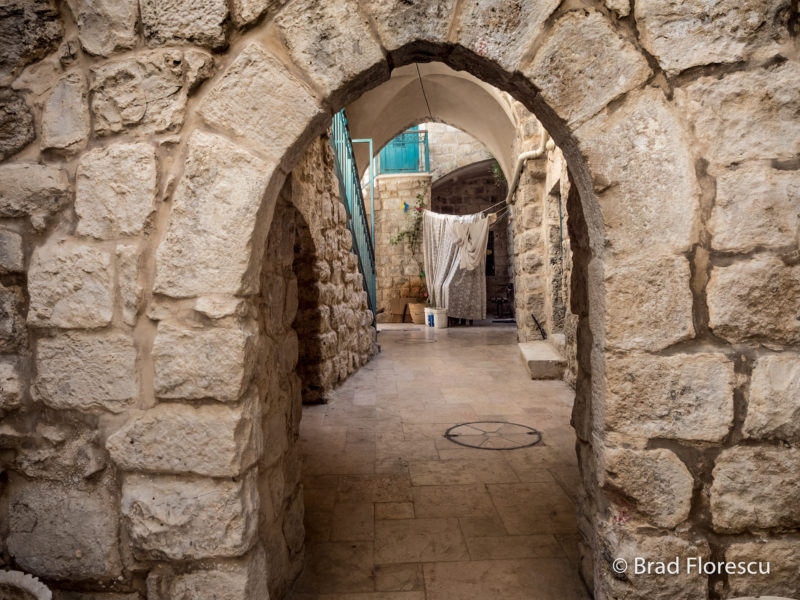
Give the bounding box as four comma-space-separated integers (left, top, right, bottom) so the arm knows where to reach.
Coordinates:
443, 421, 542, 450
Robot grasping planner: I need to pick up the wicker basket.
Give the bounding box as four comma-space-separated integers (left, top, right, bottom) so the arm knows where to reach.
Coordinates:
408, 302, 427, 324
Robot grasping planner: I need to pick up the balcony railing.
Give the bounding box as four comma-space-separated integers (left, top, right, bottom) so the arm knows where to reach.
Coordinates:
376, 129, 430, 175
330, 110, 376, 319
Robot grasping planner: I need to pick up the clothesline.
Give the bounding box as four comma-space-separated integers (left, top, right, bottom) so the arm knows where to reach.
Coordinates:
481, 198, 508, 214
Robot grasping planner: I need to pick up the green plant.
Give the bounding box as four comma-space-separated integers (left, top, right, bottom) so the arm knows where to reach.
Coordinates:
390, 183, 428, 279
489, 158, 506, 187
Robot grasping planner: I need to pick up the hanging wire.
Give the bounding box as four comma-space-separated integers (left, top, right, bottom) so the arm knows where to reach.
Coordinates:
416, 63, 434, 121
481, 198, 508, 214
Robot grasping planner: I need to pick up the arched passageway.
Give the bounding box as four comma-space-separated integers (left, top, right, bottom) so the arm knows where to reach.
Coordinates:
2, 2, 798, 600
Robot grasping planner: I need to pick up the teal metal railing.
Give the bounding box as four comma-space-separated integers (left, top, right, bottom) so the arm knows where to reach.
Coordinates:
377, 128, 430, 174
330, 110, 376, 319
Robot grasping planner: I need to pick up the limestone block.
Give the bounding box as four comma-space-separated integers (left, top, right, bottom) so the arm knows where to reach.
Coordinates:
122, 470, 259, 560
726, 540, 800, 597
140, 0, 227, 48
0, 89, 35, 160
66, 0, 137, 56
28, 240, 114, 328
744, 354, 800, 441
602, 524, 709, 599
0, 359, 21, 410
34, 331, 138, 412
168, 546, 268, 600
0, 163, 69, 226
0, 283, 26, 352
359, 0, 457, 52
231, 0, 284, 26
603, 448, 693, 528
674, 62, 800, 167
604, 255, 695, 352
524, 11, 651, 127
198, 42, 324, 167
14, 424, 106, 481
194, 295, 249, 320
0, 0, 63, 86
707, 255, 800, 345
76, 142, 156, 239
90, 48, 214, 136
635, 0, 790, 74
41, 71, 90, 153
106, 393, 261, 476
711, 446, 800, 533
604, 0, 630, 16
576, 89, 699, 255
0, 228, 23, 273
605, 352, 735, 441
154, 131, 273, 297
709, 164, 799, 253
8, 481, 122, 580
117, 244, 140, 326
152, 321, 256, 402
274, 0, 387, 104
55, 593, 140, 600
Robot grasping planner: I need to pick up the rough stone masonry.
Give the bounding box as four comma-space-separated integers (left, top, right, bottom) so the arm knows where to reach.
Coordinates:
0, 1, 798, 599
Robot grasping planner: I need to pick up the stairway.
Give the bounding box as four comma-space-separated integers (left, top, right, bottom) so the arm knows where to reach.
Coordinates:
519, 337, 567, 379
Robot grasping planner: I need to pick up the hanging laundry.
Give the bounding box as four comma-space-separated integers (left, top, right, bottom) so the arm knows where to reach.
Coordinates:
422, 210, 489, 321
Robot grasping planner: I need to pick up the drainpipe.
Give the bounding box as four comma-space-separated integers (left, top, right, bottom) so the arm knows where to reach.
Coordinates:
504, 129, 549, 205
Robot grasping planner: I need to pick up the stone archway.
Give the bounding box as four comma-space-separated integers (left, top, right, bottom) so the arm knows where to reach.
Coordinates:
4, 1, 798, 599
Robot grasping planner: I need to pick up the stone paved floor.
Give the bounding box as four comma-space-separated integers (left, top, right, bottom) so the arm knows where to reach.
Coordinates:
289, 323, 590, 600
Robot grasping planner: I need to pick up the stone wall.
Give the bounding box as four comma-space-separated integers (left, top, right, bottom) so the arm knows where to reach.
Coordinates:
431, 169, 511, 305
0, 2, 798, 599
422, 122, 493, 181
289, 135, 379, 402
373, 173, 431, 321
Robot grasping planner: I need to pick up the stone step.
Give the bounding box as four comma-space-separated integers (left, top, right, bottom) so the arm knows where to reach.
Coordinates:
519, 340, 566, 380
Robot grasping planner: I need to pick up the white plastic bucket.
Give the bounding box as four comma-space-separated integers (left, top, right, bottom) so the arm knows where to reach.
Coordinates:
424, 307, 434, 327
432, 308, 448, 328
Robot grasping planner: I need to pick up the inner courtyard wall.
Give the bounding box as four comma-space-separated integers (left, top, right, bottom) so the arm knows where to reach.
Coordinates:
0, 1, 798, 599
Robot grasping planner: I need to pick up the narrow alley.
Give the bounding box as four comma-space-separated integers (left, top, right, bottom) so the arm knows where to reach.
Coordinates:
292, 323, 589, 599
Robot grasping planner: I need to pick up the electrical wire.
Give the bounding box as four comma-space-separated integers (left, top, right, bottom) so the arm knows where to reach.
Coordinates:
416, 63, 434, 121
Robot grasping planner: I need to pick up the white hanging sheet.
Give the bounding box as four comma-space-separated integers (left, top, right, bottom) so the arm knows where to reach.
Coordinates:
423, 210, 489, 320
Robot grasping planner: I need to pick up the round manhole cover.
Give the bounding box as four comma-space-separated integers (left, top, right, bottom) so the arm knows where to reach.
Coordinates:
444, 421, 542, 450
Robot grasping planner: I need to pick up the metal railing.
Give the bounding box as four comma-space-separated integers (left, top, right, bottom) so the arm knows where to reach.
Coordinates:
377, 129, 430, 174
330, 110, 376, 319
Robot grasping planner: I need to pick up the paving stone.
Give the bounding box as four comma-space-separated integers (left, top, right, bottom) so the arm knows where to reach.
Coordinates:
294, 541, 375, 594
75, 142, 156, 239
411, 484, 496, 519
374, 518, 469, 564
28, 240, 114, 328
122, 470, 259, 560
488, 482, 576, 535
34, 331, 137, 413
524, 11, 651, 127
